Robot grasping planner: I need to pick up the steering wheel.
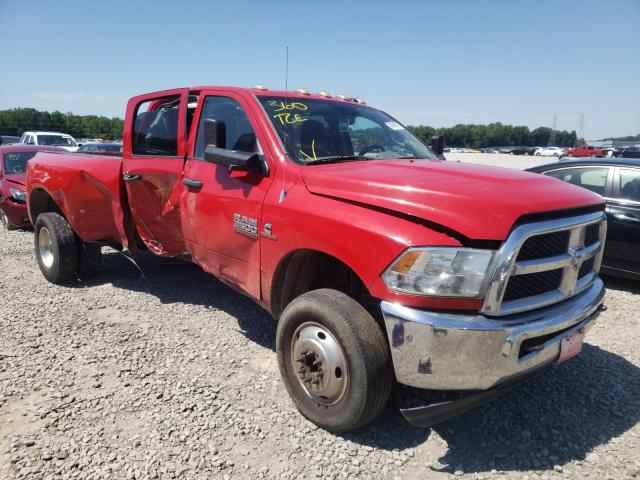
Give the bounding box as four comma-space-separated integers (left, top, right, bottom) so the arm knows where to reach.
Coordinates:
12, 165, 22, 173
358, 144, 385, 156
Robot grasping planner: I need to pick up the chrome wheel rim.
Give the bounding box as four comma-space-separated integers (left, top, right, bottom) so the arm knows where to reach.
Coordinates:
38, 226, 55, 270
0, 210, 8, 229
291, 322, 348, 405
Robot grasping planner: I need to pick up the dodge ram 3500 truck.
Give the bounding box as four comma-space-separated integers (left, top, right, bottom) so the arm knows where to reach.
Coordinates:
27, 86, 607, 432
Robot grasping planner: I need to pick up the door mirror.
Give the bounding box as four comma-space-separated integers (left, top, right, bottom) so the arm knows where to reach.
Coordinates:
204, 145, 262, 174
203, 118, 226, 149
203, 119, 264, 175
431, 135, 445, 159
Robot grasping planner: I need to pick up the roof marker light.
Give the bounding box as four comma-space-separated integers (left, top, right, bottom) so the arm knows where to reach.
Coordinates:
295, 88, 310, 95
317, 91, 331, 98
337, 94, 347, 100
253, 84, 268, 90
355, 98, 366, 104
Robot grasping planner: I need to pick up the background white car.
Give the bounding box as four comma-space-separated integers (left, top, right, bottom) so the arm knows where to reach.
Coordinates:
535, 147, 566, 157
19, 131, 79, 152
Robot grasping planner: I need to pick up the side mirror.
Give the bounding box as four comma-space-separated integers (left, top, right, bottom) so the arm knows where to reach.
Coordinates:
204, 118, 226, 149
204, 146, 262, 174
203, 119, 266, 175
431, 135, 445, 159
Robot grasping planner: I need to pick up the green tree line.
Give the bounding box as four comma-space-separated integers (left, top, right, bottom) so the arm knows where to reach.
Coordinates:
0, 108, 123, 140
1, 107, 582, 147
407, 123, 579, 148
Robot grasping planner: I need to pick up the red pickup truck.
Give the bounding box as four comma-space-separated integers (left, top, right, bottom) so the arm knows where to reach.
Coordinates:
27, 86, 607, 431
567, 144, 607, 157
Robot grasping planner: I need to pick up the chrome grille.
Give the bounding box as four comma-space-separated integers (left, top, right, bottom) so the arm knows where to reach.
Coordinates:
503, 268, 563, 301
482, 211, 607, 316
517, 231, 569, 261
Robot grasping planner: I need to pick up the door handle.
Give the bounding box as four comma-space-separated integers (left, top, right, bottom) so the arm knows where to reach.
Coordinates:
123, 174, 142, 182
182, 178, 203, 189
614, 213, 640, 223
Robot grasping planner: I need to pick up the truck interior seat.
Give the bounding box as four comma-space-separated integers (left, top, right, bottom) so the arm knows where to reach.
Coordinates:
621, 178, 640, 200
300, 120, 331, 159
144, 107, 179, 155
233, 133, 256, 152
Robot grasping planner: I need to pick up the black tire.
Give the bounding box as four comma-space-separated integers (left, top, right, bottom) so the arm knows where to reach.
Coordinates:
77, 241, 102, 279
34, 212, 78, 283
0, 209, 17, 231
276, 289, 392, 432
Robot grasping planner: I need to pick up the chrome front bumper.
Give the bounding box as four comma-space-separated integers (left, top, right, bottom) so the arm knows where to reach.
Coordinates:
381, 278, 605, 391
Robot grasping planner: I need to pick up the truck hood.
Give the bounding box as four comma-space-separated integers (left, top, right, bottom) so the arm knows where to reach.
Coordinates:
4, 172, 26, 186
300, 159, 603, 240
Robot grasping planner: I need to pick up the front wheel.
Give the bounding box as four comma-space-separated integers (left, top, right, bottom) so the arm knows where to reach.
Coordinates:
34, 212, 78, 283
276, 289, 392, 432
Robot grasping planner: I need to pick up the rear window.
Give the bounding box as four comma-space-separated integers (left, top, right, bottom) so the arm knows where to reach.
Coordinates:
3, 152, 37, 174
132, 96, 180, 156
545, 167, 609, 196
38, 135, 75, 147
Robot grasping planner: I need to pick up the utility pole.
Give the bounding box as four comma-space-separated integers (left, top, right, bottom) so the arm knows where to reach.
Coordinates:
578, 113, 585, 147
548, 115, 557, 146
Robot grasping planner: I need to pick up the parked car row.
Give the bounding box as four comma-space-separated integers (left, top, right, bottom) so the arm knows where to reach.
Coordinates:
446, 144, 638, 158
1, 132, 123, 149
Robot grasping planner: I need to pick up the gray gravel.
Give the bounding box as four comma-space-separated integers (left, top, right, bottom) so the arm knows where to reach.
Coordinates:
1, 228, 639, 480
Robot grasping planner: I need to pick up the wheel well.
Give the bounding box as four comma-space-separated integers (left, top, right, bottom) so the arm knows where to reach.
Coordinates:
270, 249, 379, 320
29, 188, 63, 223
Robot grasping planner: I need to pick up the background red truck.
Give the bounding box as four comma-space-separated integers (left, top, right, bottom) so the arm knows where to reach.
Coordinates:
567, 145, 607, 157
27, 86, 607, 431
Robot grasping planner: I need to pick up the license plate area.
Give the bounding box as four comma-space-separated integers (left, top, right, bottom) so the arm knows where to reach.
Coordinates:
557, 330, 584, 364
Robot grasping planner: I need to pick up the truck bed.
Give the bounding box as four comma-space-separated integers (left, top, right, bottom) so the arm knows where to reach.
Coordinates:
27, 151, 129, 247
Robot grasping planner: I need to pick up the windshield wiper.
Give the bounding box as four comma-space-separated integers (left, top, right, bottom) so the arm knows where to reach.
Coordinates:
305, 155, 371, 165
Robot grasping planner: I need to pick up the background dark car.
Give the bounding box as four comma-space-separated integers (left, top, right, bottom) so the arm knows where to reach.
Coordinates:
619, 146, 640, 159
0, 135, 20, 145
77, 143, 123, 154
527, 158, 640, 280
509, 146, 531, 155
0, 144, 64, 229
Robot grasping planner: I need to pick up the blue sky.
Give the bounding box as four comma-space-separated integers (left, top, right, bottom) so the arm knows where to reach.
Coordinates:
1, 0, 638, 139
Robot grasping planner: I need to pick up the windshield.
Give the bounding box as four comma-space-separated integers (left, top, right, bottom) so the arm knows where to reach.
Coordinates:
3, 151, 36, 174
38, 135, 76, 147
259, 97, 437, 164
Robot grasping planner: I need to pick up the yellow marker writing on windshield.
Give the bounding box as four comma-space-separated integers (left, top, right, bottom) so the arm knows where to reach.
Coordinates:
300, 139, 317, 161
273, 112, 308, 126
269, 101, 308, 112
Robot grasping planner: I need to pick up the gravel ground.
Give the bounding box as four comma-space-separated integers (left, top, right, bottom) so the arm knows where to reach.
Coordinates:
1, 226, 639, 480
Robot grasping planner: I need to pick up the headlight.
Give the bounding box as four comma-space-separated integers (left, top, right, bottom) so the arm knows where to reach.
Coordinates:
9, 187, 27, 203
381, 247, 496, 297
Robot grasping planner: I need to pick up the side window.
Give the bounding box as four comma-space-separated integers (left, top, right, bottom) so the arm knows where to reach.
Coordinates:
620, 168, 640, 202
545, 167, 609, 196
194, 96, 258, 159
132, 95, 180, 156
